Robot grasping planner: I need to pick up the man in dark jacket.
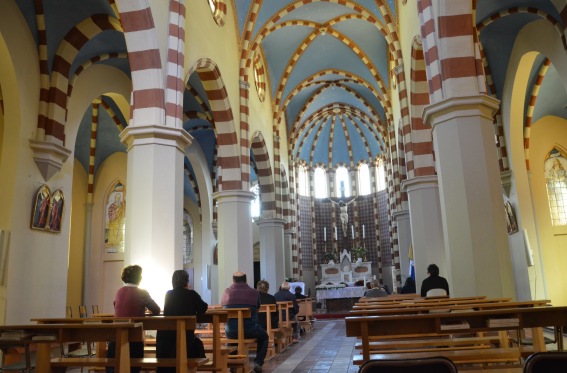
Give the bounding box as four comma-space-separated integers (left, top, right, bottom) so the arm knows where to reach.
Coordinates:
221, 272, 268, 373
274, 281, 300, 342
256, 280, 278, 330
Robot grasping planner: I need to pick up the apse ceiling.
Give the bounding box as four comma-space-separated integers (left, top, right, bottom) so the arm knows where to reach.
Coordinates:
8, 0, 567, 203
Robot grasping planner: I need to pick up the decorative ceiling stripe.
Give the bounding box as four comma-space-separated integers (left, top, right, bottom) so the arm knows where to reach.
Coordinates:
550, 0, 567, 49
87, 98, 101, 204
100, 98, 126, 132
477, 7, 566, 49
477, 36, 508, 172
344, 112, 372, 160
292, 104, 386, 149
185, 86, 213, 121
106, 0, 121, 21
165, 0, 186, 128
184, 163, 202, 218
338, 113, 354, 166
294, 115, 325, 161
524, 58, 551, 171
46, 15, 123, 145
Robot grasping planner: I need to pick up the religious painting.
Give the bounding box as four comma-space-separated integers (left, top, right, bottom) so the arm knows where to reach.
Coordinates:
47, 189, 64, 233
182, 209, 194, 264
544, 149, 567, 226
505, 201, 518, 235
105, 182, 126, 253
31, 185, 51, 230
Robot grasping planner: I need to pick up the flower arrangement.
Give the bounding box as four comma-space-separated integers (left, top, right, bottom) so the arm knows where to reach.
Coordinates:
324, 251, 337, 263
352, 246, 367, 260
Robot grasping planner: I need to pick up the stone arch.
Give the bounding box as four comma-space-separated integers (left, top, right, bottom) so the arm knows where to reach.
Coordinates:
251, 131, 276, 218
187, 58, 240, 191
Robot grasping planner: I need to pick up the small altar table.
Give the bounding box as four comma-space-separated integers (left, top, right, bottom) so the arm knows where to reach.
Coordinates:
316, 287, 366, 312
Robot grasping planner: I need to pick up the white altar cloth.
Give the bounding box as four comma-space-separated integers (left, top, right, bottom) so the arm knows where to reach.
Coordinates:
316, 287, 366, 302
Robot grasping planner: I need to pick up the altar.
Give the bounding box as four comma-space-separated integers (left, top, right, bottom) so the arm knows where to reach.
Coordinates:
320, 249, 373, 285
317, 249, 373, 312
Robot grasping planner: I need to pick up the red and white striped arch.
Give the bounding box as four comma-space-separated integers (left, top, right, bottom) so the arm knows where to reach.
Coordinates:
251, 132, 276, 218
408, 36, 435, 178
187, 58, 240, 191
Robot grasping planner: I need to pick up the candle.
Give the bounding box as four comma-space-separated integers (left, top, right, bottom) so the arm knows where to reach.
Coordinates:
351, 225, 354, 239
334, 227, 338, 240
362, 225, 365, 239
324, 227, 327, 241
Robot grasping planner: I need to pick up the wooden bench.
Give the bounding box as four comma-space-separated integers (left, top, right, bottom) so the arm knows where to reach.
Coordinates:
33, 316, 210, 373
0, 322, 144, 373
345, 305, 567, 366
259, 303, 281, 358
296, 299, 314, 334
276, 301, 296, 346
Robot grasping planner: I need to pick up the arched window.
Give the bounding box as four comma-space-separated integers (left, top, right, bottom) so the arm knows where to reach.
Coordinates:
297, 165, 308, 196
358, 163, 371, 195
314, 167, 328, 198
376, 159, 386, 191
545, 148, 567, 226
182, 210, 194, 264
105, 181, 126, 253
335, 166, 351, 198
250, 183, 260, 218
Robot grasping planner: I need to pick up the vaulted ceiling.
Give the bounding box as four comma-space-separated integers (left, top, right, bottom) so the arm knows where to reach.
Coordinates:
9, 0, 567, 203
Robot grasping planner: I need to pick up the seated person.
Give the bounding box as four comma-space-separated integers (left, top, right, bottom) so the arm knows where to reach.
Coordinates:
364, 281, 388, 297
156, 270, 208, 373
274, 281, 300, 342
401, 277, 416, 294
420, 263, 450, 297
294, 286, 307, 300
221, 272, 268, 373
256, 280, 278, 330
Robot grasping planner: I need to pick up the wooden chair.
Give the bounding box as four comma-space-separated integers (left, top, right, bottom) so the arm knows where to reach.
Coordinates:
524, 352, 567, 373
358, 356, 458, 373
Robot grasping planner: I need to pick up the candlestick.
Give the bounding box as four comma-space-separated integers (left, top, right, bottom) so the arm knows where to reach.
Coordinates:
324, 227, 327, 241
351, 225, 354, 239
362, 225, 365, 239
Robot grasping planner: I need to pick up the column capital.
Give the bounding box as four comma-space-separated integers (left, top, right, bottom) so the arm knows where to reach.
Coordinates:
213, 190, 256, 204
284, 229, 295, 236
422, 94, 500, 129
401, 175, 439, 193
120, 125, 193, 152
392, 209, 410, 222
256, 218, 287, 229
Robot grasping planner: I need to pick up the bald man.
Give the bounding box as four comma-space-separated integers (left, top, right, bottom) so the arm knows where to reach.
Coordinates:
274, 281, 300, 342
221, 272, 268, 373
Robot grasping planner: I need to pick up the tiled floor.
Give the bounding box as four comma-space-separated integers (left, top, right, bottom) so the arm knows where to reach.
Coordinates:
260, 318, 358, 373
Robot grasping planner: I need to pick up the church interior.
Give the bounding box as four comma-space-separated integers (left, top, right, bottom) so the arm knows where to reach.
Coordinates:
0, 0, 567, 339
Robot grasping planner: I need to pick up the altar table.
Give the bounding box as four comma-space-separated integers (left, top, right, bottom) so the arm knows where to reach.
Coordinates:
316, 287, 366, 311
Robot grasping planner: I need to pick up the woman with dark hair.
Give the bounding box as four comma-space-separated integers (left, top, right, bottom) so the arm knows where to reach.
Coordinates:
156, 270, 208, 373
108, 265, 160, 373
401, 277, 416, 294
420, 264, 450, 297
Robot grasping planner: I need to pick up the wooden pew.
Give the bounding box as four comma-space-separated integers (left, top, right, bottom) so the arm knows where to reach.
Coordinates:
0, 322, 144, 373
276, 301, 296, 346
296, 299, 314, 333
32, 317, 209, 373
259, 304, 280, 358
195, 310, 232, 373
350, 300, 551, 316
345, 306, 567, 367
